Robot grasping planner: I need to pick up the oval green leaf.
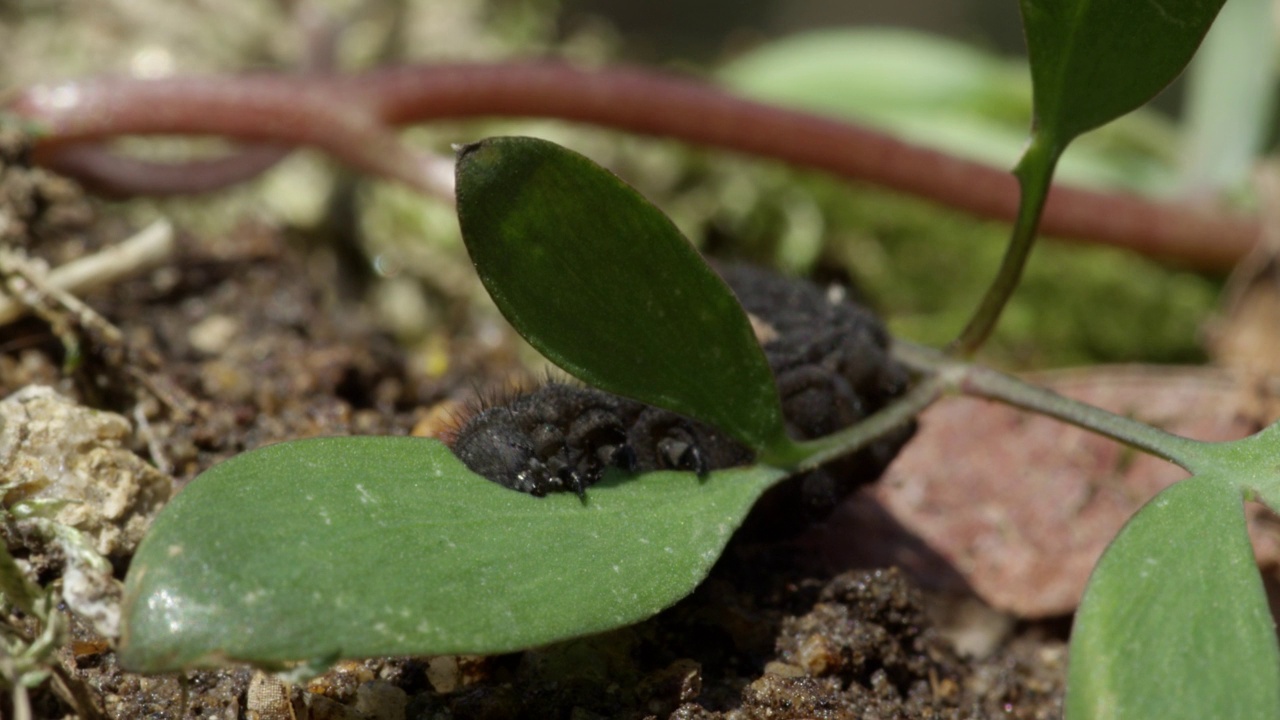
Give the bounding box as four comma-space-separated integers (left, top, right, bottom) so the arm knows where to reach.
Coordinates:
1187, 420, 1280, 512
119, 436, 784, 673
1020, 0, 1226, 144
1066, 475, 1280, 719
454, 136, 792, 456
957, 0, 1224, 352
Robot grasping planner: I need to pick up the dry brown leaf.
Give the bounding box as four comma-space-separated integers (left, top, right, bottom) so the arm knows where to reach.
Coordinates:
810, 366, 1280, 618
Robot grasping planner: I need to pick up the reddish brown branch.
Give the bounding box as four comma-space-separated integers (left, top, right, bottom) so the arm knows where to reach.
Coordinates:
8, 61, 1260, 270
11, 76, 440, 192
44, 143, 291, 198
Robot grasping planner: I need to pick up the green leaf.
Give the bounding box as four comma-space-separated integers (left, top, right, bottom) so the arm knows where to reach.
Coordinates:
1066, 476, 1280, 719
119, 436, 784, 673
718, 28, 1027, 121
454, 137, 794, 459
954, 0, 1226, 353
1020, 0, 1227, 145
1191, 420, 1280, 513
717, 28, 1178, 194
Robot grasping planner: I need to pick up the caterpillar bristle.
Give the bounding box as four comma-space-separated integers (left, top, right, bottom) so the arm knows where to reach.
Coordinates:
443, 372, 582, 446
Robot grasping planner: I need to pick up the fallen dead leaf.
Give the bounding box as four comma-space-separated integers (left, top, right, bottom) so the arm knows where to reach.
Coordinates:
810, 366, 1280, 618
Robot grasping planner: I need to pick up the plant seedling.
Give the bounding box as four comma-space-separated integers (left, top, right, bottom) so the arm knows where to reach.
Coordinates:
116, 136, 816, 672
43, 0, 1280, 716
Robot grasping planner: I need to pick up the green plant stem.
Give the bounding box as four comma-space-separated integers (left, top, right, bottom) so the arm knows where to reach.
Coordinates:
757, 432, 818, 469
951, 133, 1062, 356
0, 543, 40, 616
962, 364, 1203, 467
785, 335, 1204, 475
792, 374, 948, 472
894, 340, 1204, 469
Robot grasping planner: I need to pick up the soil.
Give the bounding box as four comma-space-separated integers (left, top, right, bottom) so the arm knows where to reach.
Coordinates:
0, 131, 1066, 718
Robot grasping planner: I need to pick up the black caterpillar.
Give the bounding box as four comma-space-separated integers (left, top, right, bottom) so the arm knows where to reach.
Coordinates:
452, 382, 753, 497
451, 262, 915, 517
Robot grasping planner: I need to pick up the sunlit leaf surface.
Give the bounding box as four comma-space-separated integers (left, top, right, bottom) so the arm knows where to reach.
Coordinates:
120, 436, 783, 672
455, 137, 793, 457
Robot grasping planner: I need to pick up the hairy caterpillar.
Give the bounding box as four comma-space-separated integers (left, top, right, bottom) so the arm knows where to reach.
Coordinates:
452, 382, 753, 497
451, 262, 914, 514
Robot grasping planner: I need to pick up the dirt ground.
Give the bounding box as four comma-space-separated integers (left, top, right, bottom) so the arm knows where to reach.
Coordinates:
0, 108, 1073, 720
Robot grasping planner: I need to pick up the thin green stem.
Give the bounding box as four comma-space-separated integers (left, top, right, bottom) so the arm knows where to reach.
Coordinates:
962, 365, 1204, 468
757, 430, 814, 469
765, 337, 1208, 484
894, 340, 1204, 469
951, 133, 1063, 357
791, 374, 947, 472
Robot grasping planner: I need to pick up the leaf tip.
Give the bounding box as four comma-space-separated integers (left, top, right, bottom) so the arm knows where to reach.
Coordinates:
453, 140, 491, 175
452, 140, 482, 159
